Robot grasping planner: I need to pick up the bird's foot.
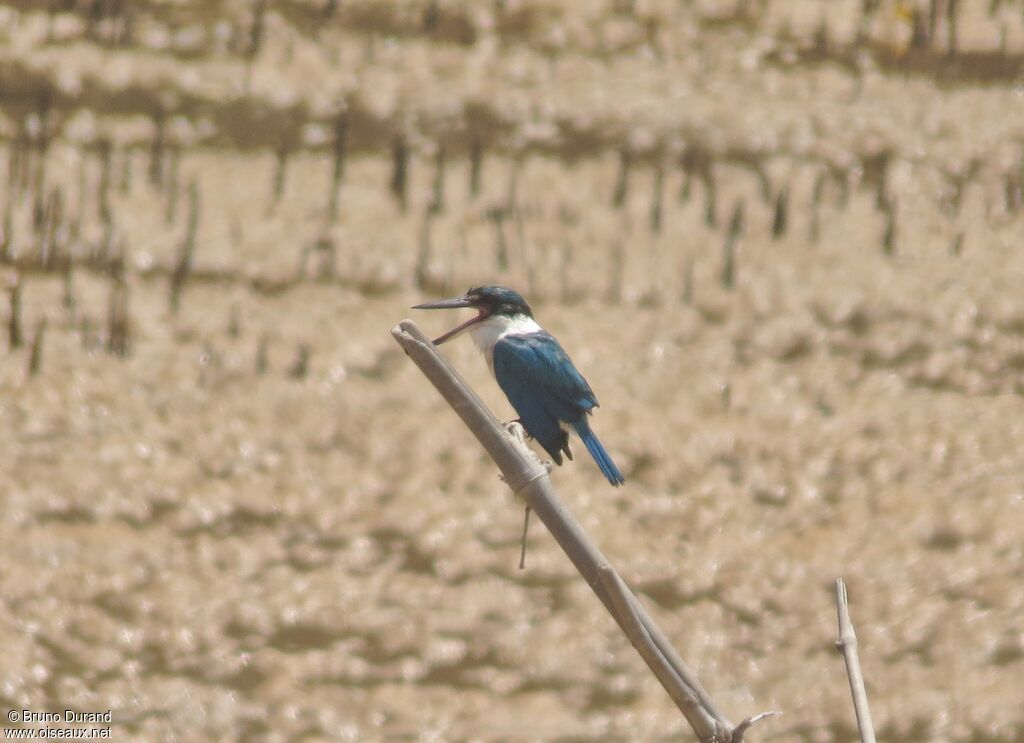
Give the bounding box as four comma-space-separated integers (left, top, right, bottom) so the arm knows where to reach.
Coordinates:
497, 421, 552, 507
501, 421, 549, 472
502, 419, 529, 442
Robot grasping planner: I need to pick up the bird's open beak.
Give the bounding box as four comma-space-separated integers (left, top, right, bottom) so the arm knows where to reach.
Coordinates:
412, 295, 487, 345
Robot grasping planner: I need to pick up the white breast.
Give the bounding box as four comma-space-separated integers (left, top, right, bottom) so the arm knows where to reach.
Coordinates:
469, 314, 542, 367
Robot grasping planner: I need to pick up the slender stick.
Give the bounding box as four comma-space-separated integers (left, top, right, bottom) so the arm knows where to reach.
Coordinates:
392, 320, 774, 742
518, 506, 531, 570
835, 578, 878, 743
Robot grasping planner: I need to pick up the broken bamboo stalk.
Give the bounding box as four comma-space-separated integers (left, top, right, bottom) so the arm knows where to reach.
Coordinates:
835, 578, 878, 743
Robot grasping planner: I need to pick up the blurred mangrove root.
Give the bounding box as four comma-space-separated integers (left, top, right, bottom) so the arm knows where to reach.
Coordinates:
704, 167, 718, 227
107, 276, 130, 357
164, 145, 182, 225
1, 196, 13, 263
772, 186, 789, 239
414, 212, 434, 290
27, 316, 47, 378
271, 143, 290, 208
469, 139, 483, 199
679, 168, 693, 203
835, 578, 878, 743
682, 255, 694, 305
244, 0, 268, 88
950, 231, 964, 256
810, 171, 826, 244
946, 0, 960, 56
119, 148, 132, 193
429, 143, 447, 215
721, 200, 744, 290
148, 110, 165, 188
8, 274, 24, 349
391, 135, 409, 212
299, 235, 337, 281
289, 343, 311, 379
559, 241, 573, 301
62, 265, 76, 317
486, 207, 510, 272
98, 139, 113, 227
392, 319, 775, 743
505, 156, 521, 213
613, 148, 632, 208
255, 333, 270, 374
228, 303, 242, 338
650, 164, 664, 233
170, 180, 200, 313
328, 112, 349, 221
607, 240, 625, 304
882, 198, 897, 256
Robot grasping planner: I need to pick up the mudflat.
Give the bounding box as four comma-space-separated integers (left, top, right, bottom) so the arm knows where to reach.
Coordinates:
1, 2, 1023, 740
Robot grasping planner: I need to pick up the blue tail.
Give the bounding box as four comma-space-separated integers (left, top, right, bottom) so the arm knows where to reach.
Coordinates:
572, 420, 625, 486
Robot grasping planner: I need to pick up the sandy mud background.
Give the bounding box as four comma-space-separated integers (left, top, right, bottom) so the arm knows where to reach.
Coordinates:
2, 1, 1024, 740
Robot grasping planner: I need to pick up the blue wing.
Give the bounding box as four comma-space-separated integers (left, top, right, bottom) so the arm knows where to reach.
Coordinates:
492, 332, 598, 465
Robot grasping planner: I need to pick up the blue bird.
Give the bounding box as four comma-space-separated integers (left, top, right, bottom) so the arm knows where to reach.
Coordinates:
414, 285, 625, 486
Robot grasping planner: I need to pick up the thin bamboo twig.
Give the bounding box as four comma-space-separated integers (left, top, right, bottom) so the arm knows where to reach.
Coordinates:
835, 578, 878, 743
731, 711, 780, 741
392, 319, 774, 743
518, 506, 531, 570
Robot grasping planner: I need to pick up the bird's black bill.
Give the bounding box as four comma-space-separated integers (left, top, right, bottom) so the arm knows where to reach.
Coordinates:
411, 297, 474, 311
411, 295, 487, 345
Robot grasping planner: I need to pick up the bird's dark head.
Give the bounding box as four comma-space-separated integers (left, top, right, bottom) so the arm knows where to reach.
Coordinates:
412, 285, 533, 344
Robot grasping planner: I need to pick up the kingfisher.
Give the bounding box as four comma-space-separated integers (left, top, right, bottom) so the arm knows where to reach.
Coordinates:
413, 285, 625, 486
